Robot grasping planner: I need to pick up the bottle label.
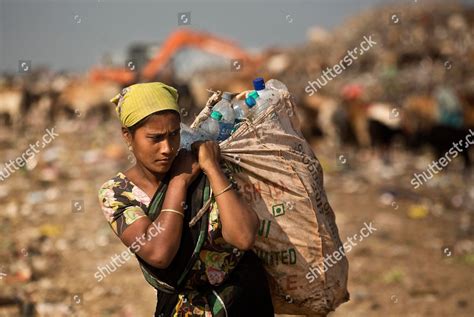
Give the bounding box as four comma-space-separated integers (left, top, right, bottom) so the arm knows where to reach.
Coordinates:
217, 122, 234, 141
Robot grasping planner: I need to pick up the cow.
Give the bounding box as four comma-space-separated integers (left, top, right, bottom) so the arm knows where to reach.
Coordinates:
0, 87, 24, 129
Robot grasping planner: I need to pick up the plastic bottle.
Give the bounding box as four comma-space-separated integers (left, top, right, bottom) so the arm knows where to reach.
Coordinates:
233, 95, 256, 124
212, 92, 235, 141
179, 123, 197, 150
250, 78, 280, 119
252, 77, 280, 105
266, 78, 288, 93
199, 111, 222, 141
180, 119, 220, 150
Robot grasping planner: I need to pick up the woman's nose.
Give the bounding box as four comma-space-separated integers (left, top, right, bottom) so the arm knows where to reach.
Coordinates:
160, 138, 173, 155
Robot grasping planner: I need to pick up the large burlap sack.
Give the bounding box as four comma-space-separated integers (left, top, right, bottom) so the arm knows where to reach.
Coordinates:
192, 88, 350, 316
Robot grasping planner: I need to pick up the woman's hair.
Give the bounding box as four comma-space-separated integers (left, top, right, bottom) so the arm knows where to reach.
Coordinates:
127, 109, 180, 137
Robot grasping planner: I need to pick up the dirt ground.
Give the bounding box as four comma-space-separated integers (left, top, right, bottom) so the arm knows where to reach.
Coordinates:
1, 120, 473, 317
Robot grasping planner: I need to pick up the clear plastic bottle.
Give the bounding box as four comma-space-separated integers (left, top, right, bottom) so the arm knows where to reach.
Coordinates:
266, 78, 288, 93
179, 123, 198, 150
233, 95, 256, 124
199, 111, 222, 141
180, 118, 221, 150
252, 77, 280, 105
212, 92, 235, 141
249, 78, 280, 119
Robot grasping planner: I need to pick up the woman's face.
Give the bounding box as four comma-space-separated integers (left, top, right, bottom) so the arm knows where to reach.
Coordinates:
128, 111, 181, 174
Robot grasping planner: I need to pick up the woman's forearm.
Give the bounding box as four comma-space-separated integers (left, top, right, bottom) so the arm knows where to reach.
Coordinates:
132, 179, 188, 268
205, 164, 259, 250
150, 179, 188, 262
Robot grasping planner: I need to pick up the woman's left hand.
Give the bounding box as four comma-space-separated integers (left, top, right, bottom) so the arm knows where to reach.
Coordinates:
191, 140, 221, 174
169, 149, 201, 186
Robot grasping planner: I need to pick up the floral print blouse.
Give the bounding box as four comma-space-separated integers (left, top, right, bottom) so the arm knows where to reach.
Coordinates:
98, 172, 245, 316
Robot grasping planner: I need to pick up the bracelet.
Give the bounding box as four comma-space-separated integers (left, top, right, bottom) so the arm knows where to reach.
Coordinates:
161, 208, 184, 218
214, 183, 233, 198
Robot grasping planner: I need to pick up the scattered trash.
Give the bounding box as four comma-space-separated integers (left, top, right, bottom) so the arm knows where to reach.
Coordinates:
0, 2, 472, 316
382, 268, 404, 284
39, 225, 62, 238
408, 204, 429, 220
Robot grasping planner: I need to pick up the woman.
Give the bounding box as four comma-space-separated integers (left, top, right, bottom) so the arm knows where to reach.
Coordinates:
98, 82, 274, 316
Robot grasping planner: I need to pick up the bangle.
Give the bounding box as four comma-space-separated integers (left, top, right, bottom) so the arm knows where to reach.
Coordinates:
214, 183, 233, 198
161, 208, 184, 218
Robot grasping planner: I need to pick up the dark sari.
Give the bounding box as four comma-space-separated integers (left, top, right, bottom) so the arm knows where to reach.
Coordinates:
135, 171, 274, 316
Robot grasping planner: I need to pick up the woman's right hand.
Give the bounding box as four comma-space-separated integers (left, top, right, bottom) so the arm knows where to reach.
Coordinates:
191, 140, 221, 174
169, 149, 201, 186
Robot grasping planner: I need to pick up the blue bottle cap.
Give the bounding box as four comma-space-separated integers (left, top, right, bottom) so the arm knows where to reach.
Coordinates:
210, 111, 223, 120
245, 96, 256, 108
248, 91, 259, 100
253, 77, 265, 91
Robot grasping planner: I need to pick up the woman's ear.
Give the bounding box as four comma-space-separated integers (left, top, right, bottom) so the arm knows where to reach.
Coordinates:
122, 127, 132, 147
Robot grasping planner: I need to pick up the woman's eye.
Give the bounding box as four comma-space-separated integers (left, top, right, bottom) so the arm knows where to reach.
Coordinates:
150, 130, 179, 141
150, 136, 164, 142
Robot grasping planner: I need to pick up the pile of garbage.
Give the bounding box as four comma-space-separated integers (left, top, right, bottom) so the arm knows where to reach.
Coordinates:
267, 2, 474, 101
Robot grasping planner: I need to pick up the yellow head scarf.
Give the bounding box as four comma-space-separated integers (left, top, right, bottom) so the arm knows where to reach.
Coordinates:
110, 82, 180, 127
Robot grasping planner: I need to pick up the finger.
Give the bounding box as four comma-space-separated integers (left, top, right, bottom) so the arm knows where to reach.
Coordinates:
212, 142, 221, 154
191, 141, 203, 153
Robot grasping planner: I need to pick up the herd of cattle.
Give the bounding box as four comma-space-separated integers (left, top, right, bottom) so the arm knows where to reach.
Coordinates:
1, 74, 473, 168
0, 73, 121, 130
301, 83, 474, 168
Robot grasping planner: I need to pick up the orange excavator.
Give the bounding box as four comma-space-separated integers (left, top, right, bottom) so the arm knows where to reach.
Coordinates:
89, 29, 257, 85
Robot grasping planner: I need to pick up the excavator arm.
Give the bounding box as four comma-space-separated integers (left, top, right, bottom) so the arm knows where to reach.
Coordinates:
142, 29, 254, 80
89, 29, 255, 84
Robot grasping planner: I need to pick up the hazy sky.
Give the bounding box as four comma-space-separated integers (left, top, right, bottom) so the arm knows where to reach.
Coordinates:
0, 0, 469, 73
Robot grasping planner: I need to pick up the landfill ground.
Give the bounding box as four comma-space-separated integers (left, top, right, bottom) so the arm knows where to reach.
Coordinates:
0, 119, 472, 317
